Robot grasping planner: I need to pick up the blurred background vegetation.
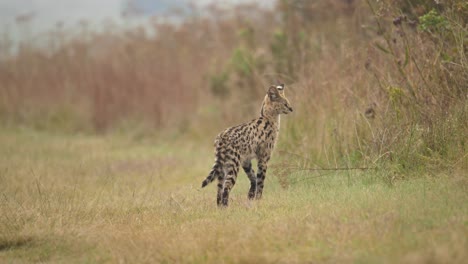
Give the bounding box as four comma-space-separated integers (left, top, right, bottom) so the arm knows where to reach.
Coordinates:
0, 0, 466, 179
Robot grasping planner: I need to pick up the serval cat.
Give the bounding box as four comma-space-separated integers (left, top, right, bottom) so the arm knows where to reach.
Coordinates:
201, 83, 293, 207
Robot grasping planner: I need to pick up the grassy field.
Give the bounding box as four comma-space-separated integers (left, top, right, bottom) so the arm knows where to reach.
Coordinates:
0, 128, 466, 263
0, 0, 467, 262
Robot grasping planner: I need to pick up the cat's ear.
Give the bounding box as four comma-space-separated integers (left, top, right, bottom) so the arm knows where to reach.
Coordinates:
268, 86, 280, 100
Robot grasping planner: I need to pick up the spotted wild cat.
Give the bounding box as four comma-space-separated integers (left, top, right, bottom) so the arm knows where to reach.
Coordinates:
201, 83, 293, 206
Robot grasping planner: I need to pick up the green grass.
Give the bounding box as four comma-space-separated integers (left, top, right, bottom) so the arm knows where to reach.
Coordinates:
0, 128, 467, 263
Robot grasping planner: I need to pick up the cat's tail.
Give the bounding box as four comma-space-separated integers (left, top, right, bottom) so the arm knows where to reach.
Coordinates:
201, 161, 222, 188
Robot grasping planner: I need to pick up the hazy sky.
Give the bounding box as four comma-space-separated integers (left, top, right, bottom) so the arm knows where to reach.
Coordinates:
1, 0, 122, 32
0, 0, 273, 39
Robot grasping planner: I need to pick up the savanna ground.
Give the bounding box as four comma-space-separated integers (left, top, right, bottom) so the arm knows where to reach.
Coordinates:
0, 128, 466, 263
1, 0, 467, 263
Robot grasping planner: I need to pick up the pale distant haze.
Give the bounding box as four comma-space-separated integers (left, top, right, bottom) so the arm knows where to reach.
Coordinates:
0, 0, 273, 42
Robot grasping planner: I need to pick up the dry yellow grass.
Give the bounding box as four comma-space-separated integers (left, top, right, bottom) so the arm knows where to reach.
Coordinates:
0, 128, 466, 263
0, 1, 466, 262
